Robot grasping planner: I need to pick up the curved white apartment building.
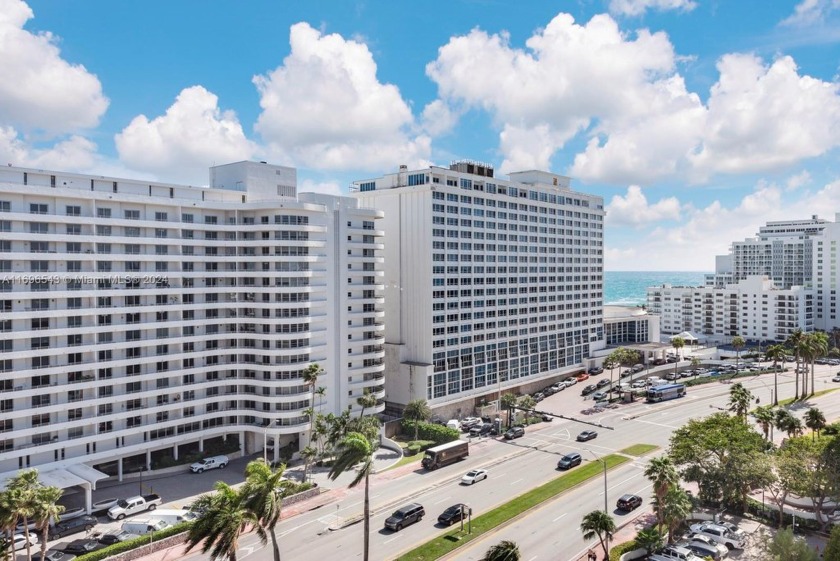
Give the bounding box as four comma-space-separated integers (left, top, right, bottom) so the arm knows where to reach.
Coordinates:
0, 161, 384, 478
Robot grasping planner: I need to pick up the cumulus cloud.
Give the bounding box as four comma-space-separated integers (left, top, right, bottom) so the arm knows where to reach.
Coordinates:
780, 0, 840, 26
254, 22, 430, 171
606, 179, 840, 271
115, 86, 256, 184
609, 0, 697, 17
606, 185, 682, 227
0, 0, 108, 134
687, 54, 840, 180
0, 125, 101, 170
421, 99, 459, 136
427, 12, 840, 185
786, 170, 811, 191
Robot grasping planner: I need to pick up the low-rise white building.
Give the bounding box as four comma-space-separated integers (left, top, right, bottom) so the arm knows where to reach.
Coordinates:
646, 276, 813, 343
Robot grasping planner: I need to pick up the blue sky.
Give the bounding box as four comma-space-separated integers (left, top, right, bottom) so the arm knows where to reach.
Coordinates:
2, 0, 840, 271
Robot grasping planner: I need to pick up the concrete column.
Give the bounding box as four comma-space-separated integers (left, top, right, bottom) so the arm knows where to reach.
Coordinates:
84, 483, 92, 515
173, 445, 179, 461
199, 438, 204, 453
117, 458, 123, 482
145, 450, 151, 471
240, 431, 245, 454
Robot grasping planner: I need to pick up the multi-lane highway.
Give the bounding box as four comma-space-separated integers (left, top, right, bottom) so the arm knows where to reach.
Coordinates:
133, 363, 840, 561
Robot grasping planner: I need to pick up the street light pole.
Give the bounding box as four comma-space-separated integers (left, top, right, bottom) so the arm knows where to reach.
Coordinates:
588, 449, 608, 518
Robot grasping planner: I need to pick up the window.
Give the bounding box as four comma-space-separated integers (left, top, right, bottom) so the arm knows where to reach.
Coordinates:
66, 205, 81, 216
30, 203, 48, 214
124, 209, 140, 220
97, 208, 111, 218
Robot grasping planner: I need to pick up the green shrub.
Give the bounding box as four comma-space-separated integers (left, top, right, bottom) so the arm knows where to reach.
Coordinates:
75, 521, 192, 561
408, 440, 436, 452
609, 540, 638, 561
405, 444, 421, 456
400, 420, 459, 444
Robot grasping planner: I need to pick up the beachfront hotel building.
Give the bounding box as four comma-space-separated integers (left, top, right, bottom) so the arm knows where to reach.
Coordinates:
647, 276, 813, 342
352, 162, 605, 417
0, 161, 385, 483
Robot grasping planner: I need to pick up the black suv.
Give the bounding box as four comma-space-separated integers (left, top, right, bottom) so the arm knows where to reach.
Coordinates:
616, 494, 643, 511
504, 426, 525, 439
51, 516, 97, 539
557, 452, 582, 470
384, 503, 425, 531
58, 539, 105, 555
437, 504, 467, 526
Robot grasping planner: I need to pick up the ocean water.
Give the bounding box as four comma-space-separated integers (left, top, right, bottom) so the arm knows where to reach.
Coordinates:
604, 271, 709, 306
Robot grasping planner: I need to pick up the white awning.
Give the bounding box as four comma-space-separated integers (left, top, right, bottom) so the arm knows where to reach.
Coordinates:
66, 464, 110, 490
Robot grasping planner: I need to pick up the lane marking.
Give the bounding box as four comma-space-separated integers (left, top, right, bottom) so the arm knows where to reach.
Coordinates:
383, 534, 403, 544
433, 497, 450, 505
510, 478, 524, 485
552, 512, 568, 522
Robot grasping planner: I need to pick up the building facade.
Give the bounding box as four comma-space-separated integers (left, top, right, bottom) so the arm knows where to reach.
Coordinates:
0, 161, 384, 477
646, 276, 813, 343
353, 162, 605, 416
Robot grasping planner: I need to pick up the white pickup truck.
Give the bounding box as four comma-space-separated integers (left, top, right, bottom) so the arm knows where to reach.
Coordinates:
107, 494, 163, 520
190, 455, 229, 473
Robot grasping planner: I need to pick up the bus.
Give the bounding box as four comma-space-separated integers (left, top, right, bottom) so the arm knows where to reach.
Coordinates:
646, 383, 686, 403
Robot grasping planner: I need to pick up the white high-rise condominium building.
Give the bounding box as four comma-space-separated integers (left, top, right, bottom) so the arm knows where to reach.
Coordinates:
353, 162, 604, 416
0, 161, 384, 479
647, 276, 813, 342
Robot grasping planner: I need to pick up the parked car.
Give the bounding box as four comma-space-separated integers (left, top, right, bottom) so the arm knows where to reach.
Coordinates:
97, 530, 135, 546
596, 379, 611, 388
581, 384, 597, 396
551, 383, 566, 392
541, 414, 553, 422
563, 378, 577, 387
533, 392, 545, 402
384, 503, 425, 531
58, 539, 106, 556
592, 390, 608, 401
459, 417, 482, 432
576, 430, 598, 442
679, 541, 723, 561
688, 523, 745, 550
683, 535, 728, 559
575, 373, 590, 382
557, 452, 582, 470
504, 426, 525, 440
588, 367, 604, 375
832, 374, 840, 382
189, 455, 229, 473
4, 533, 38, 552
469, 423, 493, 437
665, 372, 680, 381
632, 364, 645, 373
631, 380, 647, 389
437, 504, 467, 526
649, 545, 701, 561
31, 550, 76, 561
616, 494, 642, 511
51, 516, 98, 539
461, 469, 488, 485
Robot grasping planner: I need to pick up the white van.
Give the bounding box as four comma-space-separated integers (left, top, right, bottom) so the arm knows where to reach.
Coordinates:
141, 509, 197, 525
446, 420, 460, 431
121, 518, 169, 536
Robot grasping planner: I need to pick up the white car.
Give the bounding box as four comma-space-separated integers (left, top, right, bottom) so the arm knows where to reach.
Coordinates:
686, 534, 729, 558
461, 469, 488, 485
689, 523, 745, 550
551, 383, 565, 392
631, 380, 647, 389
5, 533, 39, 552
832, 375, 840, 382
649, 545, 701, 561
563, 378, 577, 387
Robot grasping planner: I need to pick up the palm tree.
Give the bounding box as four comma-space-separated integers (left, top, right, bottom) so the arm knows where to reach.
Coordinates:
303, 363, 324, 446
403, 399, 432, 441
328, 432, 375, 561
807, 332, 828, 397
752, 405, 776, 441
500, 393, 518, 428
185, 482, 264, 561
517, 395, 536, 423
727, 382, 753, 422
804, 407, 826, 439
356, 392, 378, 418
671, 336, 685, 374
765, 344, 786, 405
6, 469, 40, 561
315, 386, 327, 411
242, 459, 292, 561
0, 492, 18, 561
731, 335, 745, 374
787, 329, 805, 399
655, 487, 693, 544
580, 510, 616, 561
634, 527, 664, 554
480, 540, 521, 561
644, 456, 679, 532
300, 446, 318, 483
32, 485, 64, 561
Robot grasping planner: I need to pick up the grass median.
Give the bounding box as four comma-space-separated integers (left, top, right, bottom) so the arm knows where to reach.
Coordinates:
619, 443, 658, 456
394, 453, 630, 561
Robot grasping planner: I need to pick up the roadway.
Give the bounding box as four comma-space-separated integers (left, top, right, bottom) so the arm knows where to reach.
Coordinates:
49, 362, 838, 561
